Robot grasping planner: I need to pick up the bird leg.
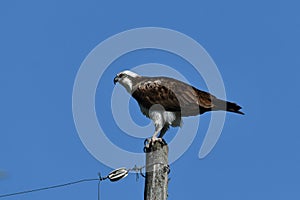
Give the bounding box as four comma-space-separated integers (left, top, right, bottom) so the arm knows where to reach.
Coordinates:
145, 124, 170, 148
145, 124, 164, 148
158, 125, 169, 138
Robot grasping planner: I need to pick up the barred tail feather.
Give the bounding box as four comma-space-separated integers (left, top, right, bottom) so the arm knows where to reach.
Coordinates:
212, 99, 244, 115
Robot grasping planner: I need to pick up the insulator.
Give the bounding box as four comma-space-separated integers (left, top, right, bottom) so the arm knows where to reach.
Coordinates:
108, 168, 128, 182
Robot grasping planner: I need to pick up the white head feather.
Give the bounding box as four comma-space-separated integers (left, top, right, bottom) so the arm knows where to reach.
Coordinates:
114, 70, 140, 93
120, 70, 140, 78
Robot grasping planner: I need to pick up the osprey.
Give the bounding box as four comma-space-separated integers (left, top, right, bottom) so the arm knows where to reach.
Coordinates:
114, 70, 244, 144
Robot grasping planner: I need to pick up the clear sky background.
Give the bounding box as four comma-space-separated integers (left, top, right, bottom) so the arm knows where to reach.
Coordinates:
1, 1, 300, 200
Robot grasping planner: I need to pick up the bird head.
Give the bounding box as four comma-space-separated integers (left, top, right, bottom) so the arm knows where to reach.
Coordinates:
113, 70, 140, 93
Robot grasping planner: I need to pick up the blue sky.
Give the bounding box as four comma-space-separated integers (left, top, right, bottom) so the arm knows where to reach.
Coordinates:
1, 0, 300, 199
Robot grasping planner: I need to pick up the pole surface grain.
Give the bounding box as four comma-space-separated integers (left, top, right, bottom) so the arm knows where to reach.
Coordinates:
144, 140, 169, 200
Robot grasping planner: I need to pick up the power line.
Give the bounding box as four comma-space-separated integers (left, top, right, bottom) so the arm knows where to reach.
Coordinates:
0, 178, 98, 198
0, 165, 146, 199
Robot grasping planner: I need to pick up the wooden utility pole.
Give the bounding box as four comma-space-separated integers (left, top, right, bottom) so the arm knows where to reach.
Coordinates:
144, 140, 169, 200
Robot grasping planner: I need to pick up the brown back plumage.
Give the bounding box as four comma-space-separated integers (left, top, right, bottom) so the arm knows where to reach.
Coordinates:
131, 76, 244, 116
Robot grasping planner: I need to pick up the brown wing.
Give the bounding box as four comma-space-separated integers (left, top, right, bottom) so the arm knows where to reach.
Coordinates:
131, 77, 218, 116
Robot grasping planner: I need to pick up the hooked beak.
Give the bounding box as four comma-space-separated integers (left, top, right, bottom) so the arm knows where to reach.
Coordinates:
113, 76, 119, 85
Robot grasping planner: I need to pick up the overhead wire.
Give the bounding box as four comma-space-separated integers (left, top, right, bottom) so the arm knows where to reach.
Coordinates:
0, 164, 147, 199
0, 178, 99, 198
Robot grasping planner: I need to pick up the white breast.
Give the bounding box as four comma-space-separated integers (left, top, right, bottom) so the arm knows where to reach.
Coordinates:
139, 104, 182, 127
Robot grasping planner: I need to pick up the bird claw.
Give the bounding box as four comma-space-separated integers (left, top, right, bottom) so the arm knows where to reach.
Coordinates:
144, 137, 164, 149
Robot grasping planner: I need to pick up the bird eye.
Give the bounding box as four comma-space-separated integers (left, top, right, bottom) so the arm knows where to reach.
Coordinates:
119, 73, 126, 78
